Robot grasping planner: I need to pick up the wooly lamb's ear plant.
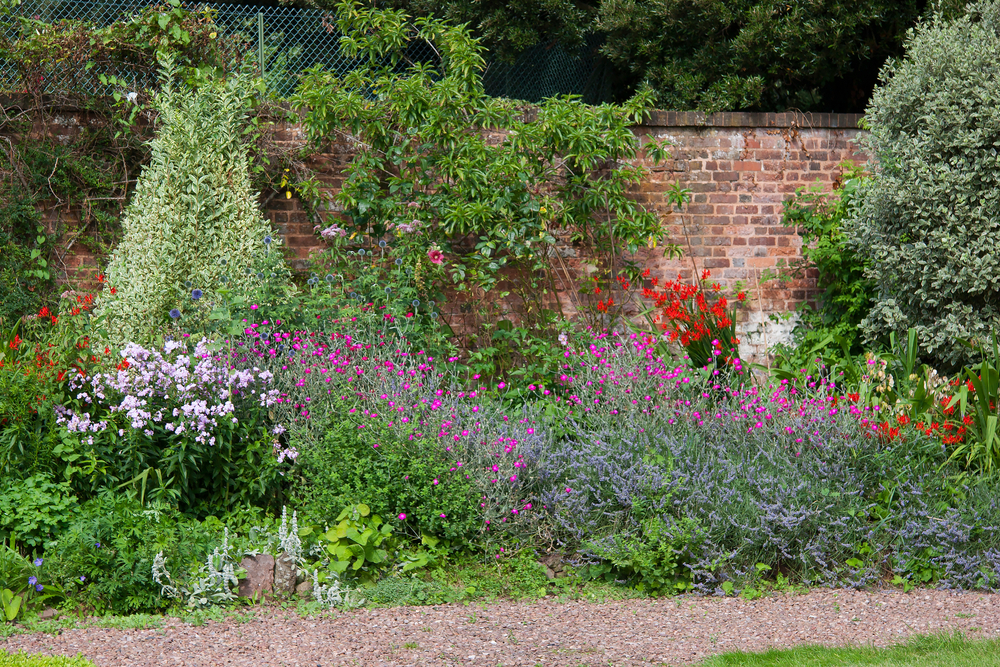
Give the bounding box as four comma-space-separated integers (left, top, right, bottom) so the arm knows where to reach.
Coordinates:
98, 55, 283, 346
152, 528, 243, 608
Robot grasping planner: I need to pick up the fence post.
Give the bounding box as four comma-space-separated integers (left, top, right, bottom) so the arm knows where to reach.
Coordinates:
257, 12, 264, 78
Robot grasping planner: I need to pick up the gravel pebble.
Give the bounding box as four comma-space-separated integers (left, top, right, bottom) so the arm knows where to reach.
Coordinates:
4, 589, 1000, 666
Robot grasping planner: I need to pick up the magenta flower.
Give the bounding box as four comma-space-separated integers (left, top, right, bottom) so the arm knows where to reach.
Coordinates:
398, 513, 406, 520
427, 246, 444, 265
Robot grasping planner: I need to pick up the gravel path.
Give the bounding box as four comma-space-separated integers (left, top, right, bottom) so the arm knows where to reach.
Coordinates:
4, 590, 1000, 666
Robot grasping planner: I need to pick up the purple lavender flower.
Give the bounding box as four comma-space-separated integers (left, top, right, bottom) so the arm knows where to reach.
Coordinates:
169, 308, 181, 319
28, 576, 37, 586
32, 558, 42, 567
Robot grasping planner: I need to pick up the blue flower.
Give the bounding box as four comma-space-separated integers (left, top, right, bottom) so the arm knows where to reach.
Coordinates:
263, 235, 273, 245
428, 300, 435, 307
307, 277, 318, 285
385, 286, 392, 293
412, 299, 420, 307
32, 558, 42, 567
358, 249, 366, 256
379, 240, 387, 248
95, 542, 101, 548
35, 584, 43, 592
257, 272, 265, 280
349, 292, 357, 300
169, 309, 181, 319
79, 576, 86, 582
191, 289, 203, 301
28, 576, 37, 586
325, 274, 334, 283
430, 312, 439, 319
219, 258, 228, 266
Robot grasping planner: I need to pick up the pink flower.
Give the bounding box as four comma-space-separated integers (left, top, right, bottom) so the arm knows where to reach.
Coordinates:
433, 478, 439, 485
250, 304, 259, 311
398, 513, 406, 520
427, 247, 444, 265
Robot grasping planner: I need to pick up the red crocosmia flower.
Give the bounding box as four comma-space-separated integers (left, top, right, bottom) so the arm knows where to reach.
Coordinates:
38, 306, 50, 318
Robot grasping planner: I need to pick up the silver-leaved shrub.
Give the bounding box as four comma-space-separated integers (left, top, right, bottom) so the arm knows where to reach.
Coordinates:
847, 0, 1000, 368
99, 57, 279, 346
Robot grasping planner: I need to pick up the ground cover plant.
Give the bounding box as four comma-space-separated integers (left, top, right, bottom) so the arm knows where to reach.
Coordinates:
700, 632, 1000, 667
4, 0, 1000, 632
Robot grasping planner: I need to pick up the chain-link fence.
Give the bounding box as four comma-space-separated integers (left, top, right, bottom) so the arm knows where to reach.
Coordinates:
0, 0, 601, 101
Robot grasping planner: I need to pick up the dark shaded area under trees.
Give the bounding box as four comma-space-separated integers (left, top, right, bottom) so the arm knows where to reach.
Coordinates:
297, 0, 970, 112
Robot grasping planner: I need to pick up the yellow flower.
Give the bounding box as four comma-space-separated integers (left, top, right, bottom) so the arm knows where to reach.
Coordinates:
285, 191, 291, 199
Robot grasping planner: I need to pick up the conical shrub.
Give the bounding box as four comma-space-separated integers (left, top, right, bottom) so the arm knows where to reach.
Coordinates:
100, 61, 279, 346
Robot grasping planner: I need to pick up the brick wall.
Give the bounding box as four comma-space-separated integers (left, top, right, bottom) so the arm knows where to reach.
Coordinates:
264, 111, 867, 358
34, 109, 867, 358
632, 111, 867, 358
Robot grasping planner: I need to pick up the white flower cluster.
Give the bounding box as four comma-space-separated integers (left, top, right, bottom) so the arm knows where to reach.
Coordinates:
56, 340, 280, 447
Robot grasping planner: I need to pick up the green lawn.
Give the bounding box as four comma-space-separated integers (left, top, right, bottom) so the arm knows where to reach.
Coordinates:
700, 633, 1000, 666
0, 651, 96, 667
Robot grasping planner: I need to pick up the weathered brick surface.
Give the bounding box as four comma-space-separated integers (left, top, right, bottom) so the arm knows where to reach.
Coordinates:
34, 108, 867, 357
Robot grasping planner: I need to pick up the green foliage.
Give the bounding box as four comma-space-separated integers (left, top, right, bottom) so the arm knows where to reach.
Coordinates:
292, 1, 676, 339
776, 164, 873, 366
0, 474, 78, 549
0, 588, 21, 622
294, 421, 480, 546
373, 0, 593, 62
0, 651, 97, 667
98, 58, 283, 346
43, 494, 223, 614
847, 1, 1000, 370
597, 0, 931, 112
301, 239, 455, 357
4, 0, 241, 96
947, 335, 1000, 474
0, 230, 45, 326
583, 515, 700, 595
314, 504, 393, 584
700, 632, 1000, 667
